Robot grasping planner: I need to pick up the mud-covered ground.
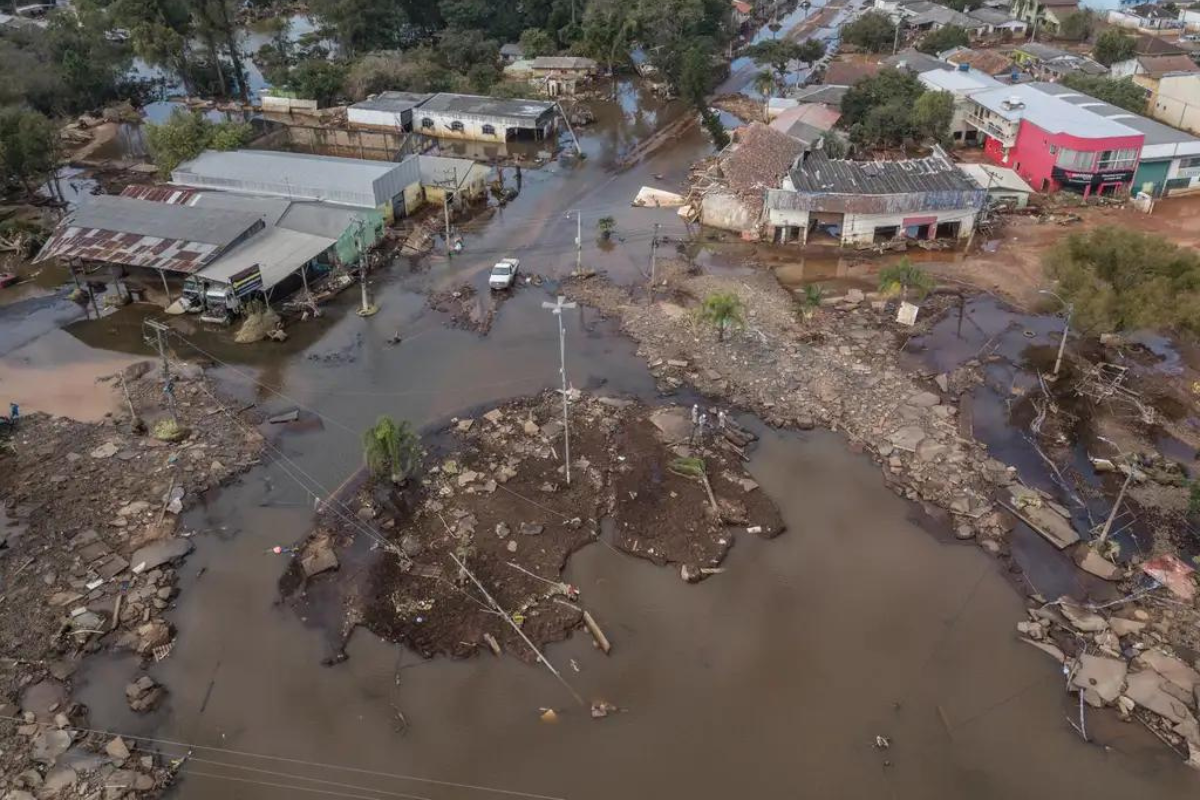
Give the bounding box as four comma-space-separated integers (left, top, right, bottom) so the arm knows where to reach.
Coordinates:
0, 360, 265, 799
563, 257, 1200, 766
282, 391, 784, 662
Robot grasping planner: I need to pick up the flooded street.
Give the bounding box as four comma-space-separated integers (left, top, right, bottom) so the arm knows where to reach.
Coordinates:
4, 8, 1198, 800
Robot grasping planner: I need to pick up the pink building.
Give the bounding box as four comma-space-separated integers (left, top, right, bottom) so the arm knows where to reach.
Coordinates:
964, 84, 1144, 197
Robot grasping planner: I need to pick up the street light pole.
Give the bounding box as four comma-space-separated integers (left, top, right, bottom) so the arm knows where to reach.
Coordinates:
1039, 289, 1073, 379
542, 295, 578, 485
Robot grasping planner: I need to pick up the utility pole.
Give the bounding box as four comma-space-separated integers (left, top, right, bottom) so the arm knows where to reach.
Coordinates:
145, 319, 179, 424
355, 217, 378, 316
1039, 289, 1072, 379
648, 222, 660, 302
892, 17, 903, 55
542, 296, 578, 485
576, 211, 582, 274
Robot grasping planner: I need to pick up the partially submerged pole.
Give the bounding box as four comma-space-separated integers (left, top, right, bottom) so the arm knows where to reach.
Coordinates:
582, 610, 611, 654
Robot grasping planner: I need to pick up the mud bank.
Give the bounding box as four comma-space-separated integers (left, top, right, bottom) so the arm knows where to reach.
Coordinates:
565, 259, 1200, 767
0, 360, 265, 797
283, 391, 783, 663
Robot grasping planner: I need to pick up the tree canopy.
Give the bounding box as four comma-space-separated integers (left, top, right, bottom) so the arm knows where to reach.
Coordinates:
1060, 74, 1147, 113
145, 108, 253, 176
1048, 227, 1200, 334
916, 25, 968, 56
1093, 28, 1136, 67
743, 38, 826, 92
841, 68, 947, 148
841, 11, 896, 53
1057, 9, 1096, 42
0, 107, 58, 194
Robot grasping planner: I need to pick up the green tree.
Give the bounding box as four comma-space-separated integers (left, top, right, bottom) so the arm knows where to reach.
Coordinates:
699, 292, 744, 341
596, 215, 616, 240
576, 0, 636, 76
702, 109, 730, 148
1047, 227, 1200, 334
744, 38, 826, 92
362, 416, 422, 484
1061, 73, 1147, 113
940, 0, 980, 9
145, 109, 252, 176
841, 11, 896, 53
1057, 9, 1095, 42
110, 0, 197, 91
878, 258, 934, 300
841, 68, 925, 147
917, 25, 968, 56
678, 43, 714, 106
42, 3, 133, 113
518, 27, 555, 57
0, 108, 59, 195
912, 89, 954, 145
438, 26, 501, 68
1093, 28, 1136, 67
309, 0, 413, 56
752, 70, 776, 97
288, 59, 347, 106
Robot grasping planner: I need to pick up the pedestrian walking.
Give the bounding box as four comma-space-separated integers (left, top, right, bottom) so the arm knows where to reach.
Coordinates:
698, 412, 708, 444
717, 409, 727, 430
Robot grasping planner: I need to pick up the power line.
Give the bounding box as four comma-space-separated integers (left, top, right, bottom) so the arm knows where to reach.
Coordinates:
182, 770, 391, 800
185, 757, 434, 800
0, 715, 567, 800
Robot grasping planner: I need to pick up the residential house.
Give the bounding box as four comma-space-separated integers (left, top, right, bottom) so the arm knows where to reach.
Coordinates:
957, 163, 1035, 207
1147, 72, 1200, 136
1108, 4, 1185, 31
963, 82, 1145, 196
1011, 42, 1108, 81
347, 92, 433, 132
768, 86, 851, 119
517, 56, 600, 96
732, 0, 753, 26
940, 46, 1021, 79
965, 6, 1029, 37
500, 43, 525, 62
1134, 34, 1189, 57
919, 65, 1004, 143
884, 48, 955, 74
1111, 53, 1200, 88
820, 59, 882, 86
1182, 8, 1200, 31
1010, 0, 1079, 35
764, 146, 985, 245
768, 103, 842, 146
1036, 80, 1200, 195
893, 1, 990, 36
414, 93, 557, 143
698, 123, 806, 237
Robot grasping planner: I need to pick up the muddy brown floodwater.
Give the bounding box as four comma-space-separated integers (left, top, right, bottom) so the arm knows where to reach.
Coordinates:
7, 8, 1198, 798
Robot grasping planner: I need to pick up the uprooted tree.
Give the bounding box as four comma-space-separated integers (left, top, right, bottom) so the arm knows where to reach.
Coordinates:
1047, 227, 1200, 334
363, 416, 422, 484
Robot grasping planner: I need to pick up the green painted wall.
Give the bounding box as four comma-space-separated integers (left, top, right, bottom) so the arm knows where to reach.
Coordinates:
1134, 159, 1171, 197
334, 210, 386, 266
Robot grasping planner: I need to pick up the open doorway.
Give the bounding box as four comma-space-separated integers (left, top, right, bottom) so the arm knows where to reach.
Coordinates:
935, 220, 961, 239
873, 225, 899, 243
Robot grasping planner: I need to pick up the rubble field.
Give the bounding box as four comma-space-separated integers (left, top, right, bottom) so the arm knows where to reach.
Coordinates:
283, 391, 783, 661
0, 360, 265, 799
563, 258, 1200, 765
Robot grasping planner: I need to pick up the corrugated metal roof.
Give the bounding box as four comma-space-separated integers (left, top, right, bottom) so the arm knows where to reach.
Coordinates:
119, 185, 198, 205
34, 195, 262, 272
417, 155, 489, 188
349, 91, 433, 113
790, 148, 982, 195
529, 56, 598, 71
173, 150, 417, 209
198, 226, 334, 290
419, 93, 556, 120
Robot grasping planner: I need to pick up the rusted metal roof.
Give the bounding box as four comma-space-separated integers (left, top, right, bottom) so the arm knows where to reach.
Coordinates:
119, 185, 198, 205
34, 195, 263, 273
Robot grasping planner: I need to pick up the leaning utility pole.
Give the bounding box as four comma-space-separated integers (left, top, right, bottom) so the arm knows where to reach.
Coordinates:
145, 319, 179, 424
542, 295, 578, 485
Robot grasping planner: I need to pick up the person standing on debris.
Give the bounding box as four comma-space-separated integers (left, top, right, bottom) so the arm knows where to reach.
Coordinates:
7, 402, 17, 428
698, 412, 708, 445
717, 409, 726, 430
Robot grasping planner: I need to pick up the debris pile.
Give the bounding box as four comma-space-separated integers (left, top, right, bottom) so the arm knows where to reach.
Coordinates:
287, 392, 783, 661
0, 360, 265, 790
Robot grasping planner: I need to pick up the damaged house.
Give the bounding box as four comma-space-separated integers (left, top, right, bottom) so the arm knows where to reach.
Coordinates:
697, 123, 806, 238
764, 146, 986, 246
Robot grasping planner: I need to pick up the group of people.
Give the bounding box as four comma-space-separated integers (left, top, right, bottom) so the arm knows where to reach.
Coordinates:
690, 403, 727, 445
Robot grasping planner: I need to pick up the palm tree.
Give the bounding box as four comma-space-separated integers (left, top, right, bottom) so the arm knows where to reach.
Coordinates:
362, 416, 421, 484
699, 292, 745, 342
597, 216, 616, 240
878, 258, 935, 301
752, 70, 776, 98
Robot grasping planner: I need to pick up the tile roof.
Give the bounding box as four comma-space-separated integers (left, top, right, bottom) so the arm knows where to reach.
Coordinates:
821, 60, 883, 86
1135, 35, 1187, 56
719, 123, 806, 216
1137, 54, 1200, 76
